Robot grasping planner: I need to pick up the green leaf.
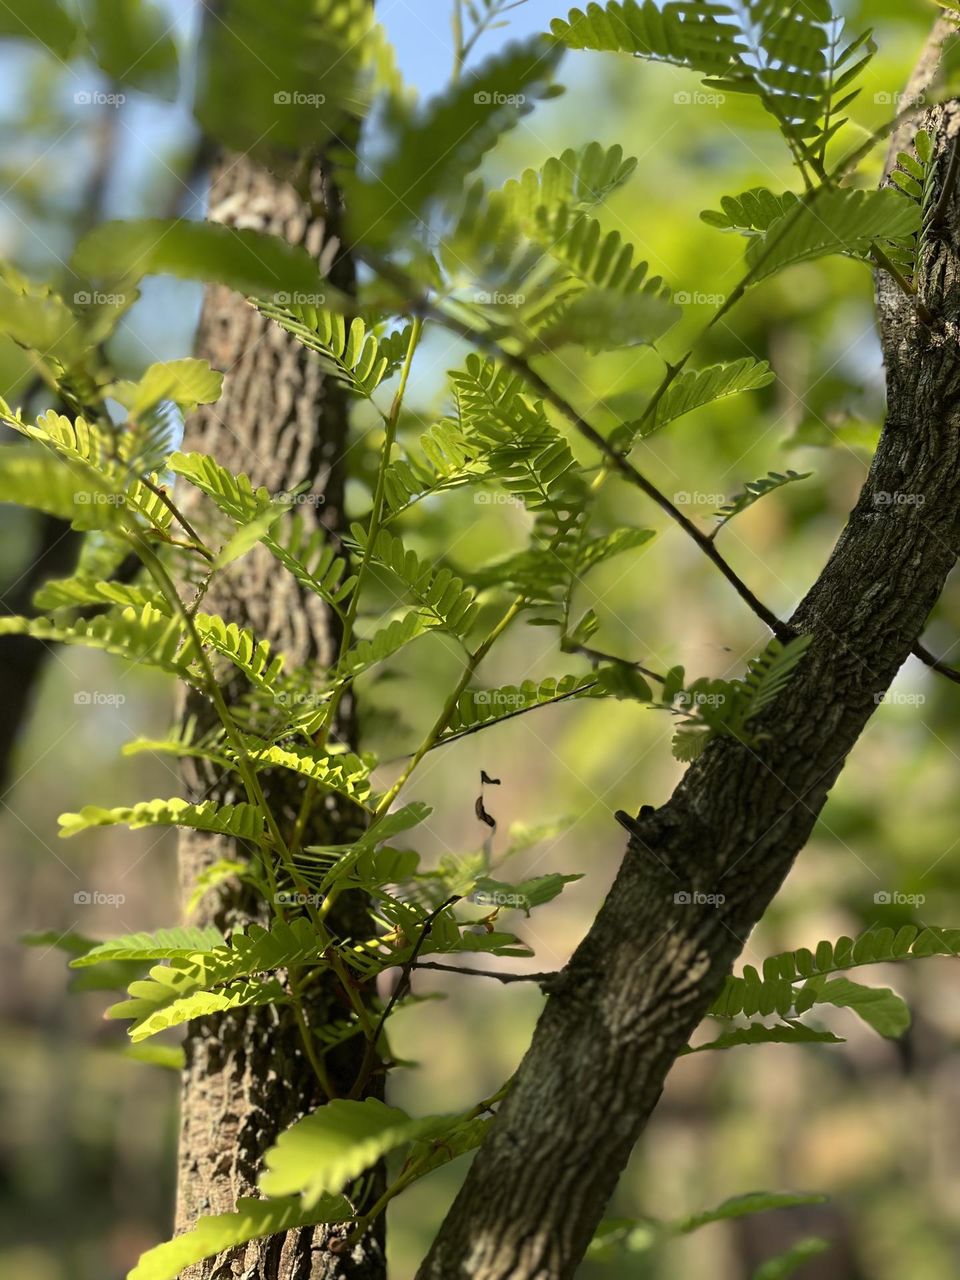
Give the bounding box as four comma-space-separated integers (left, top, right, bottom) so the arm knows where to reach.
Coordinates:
472, 873, 581, 914
84, 0, 179, 98
550, 1, 746, 74
261, 1098, 456, 1207
677, 1191, 829, 1234
715, 470, 811, 533
195, 0, 375, 154
359, 530, 479, 639
212, 505, 285, 571
256, 304, 392, 399
109, 359, 223, 417
73, 220, 335, 303
121, 1043, 186, 1071
740, 634, 814, 722
345, 36, 564, 247
632, 358, 775, 441
58, 797, 266, 843
803, 975, 910, 1039
70, 926, 226, 968
753, 1238, 831, 1280
701, 188, 802, 234
0, 0, 76, 59
683, 1021, 846, 1054
0, 278, 90, 368
0, 606, 195, 679
445, 674, 600, 737
126, 1195, 352, 1280
746, 189, 921, 283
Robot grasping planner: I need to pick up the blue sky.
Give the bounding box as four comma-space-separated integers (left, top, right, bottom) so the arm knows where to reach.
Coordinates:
378, 0, 562, 96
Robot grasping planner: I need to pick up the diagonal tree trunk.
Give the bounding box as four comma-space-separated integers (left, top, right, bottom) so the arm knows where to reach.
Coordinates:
174, 151, 384, 1280
417, 22, 960, 1280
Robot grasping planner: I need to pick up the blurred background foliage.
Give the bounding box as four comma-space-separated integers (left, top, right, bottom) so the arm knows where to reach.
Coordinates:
2, 1, 960, 1277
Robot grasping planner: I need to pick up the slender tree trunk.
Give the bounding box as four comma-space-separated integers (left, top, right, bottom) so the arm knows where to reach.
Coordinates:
418, 24, 960, 1280
174, 152, 384, 1280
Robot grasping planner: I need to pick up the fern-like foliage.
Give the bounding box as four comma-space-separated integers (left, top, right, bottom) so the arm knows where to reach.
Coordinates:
450, 355, 582, 521
256, 304, 392, 399
714, 470, 811, 534
192, 612, 286, 692
550, 1, 747, 73
168, 453, 355, 608
105, 918, 334, 1041
355, 529, 479, 639
70, 926, 226, 968
701, 188, 802, 234
617, 357, 775, 445
0, 606, 194, 679
745, 189, 921, 283
444, 674, 601, 737
127, 1196, 352, 1280
716, 468, 814, 532
59, 797, 266, 843
343, 36, 564, 248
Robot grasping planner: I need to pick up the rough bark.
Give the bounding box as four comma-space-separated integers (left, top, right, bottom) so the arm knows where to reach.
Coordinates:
174, 151, 383, 1279
417, 26, 960, 1280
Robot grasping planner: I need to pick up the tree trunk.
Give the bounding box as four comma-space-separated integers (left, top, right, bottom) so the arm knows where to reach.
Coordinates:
174, 151, 384, 1280
417, 24, 960, 1280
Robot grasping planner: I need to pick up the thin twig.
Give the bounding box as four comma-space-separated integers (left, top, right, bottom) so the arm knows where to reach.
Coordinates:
414, 961, 556, 985
349, 895, 461, 1099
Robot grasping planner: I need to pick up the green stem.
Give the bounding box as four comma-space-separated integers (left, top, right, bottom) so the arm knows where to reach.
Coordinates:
288, 316, 425, 854
373, 596, 525, 819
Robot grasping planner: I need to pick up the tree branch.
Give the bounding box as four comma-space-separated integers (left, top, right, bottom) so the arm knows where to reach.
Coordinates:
415, 23, 960, 1280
